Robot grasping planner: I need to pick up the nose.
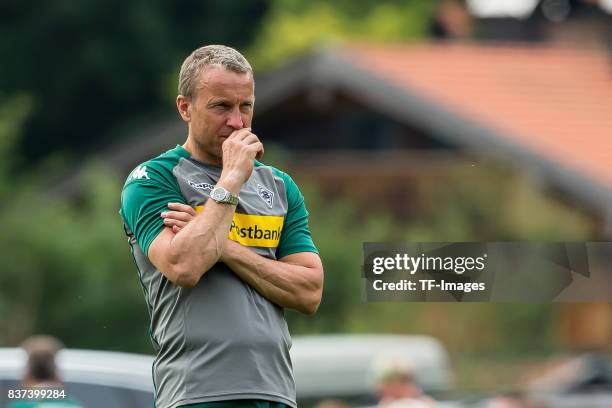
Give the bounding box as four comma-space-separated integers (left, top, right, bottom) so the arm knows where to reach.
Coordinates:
226, 107, 244, 129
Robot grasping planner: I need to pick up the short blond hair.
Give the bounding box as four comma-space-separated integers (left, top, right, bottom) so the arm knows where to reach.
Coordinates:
178, 44, 252, 97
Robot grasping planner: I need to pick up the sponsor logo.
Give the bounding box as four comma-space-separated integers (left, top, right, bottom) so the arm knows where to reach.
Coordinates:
188, 180, 214, 191
257, 184, 274, 208
230, 220, 282, 243
195, 206, 284, 247
131, 166, 149, 180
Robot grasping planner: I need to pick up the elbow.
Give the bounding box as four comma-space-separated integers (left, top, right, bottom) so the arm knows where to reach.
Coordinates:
297, 274, 324, 315
299, 295, 321, 315
298, 291, 322, 315
166, 256, 210, 288
170, 259, 216, 288
165, 262, 200, 288
166, 249, 219, 288
164, 250, 200, 288
174, 268, 200, 288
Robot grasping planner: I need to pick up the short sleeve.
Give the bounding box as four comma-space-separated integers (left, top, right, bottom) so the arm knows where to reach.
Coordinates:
276, 171, 319, 259
120, 163, 187, 256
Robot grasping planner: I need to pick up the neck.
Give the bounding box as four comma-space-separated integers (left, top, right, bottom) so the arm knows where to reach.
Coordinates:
182, 137, 222, 167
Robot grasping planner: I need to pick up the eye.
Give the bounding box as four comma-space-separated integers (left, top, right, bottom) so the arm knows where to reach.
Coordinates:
240, 103, 253, 112
210, 103, 230, 112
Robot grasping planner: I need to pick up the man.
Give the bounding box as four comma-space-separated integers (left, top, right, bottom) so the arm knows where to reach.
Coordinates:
120, 45, 324, 408
7, 335, 82, 408
487, 393, 531, 408
372, 354, 437, 408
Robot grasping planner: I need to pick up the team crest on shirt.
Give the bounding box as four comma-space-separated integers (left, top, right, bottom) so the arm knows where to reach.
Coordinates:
257, 184, 274, 208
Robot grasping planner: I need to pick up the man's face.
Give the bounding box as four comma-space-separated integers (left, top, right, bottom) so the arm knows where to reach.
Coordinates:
377, 378, 421, 401
179, 67, 255, 164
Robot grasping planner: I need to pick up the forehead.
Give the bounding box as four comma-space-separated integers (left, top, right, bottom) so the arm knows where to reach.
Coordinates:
195, 67, 254, 100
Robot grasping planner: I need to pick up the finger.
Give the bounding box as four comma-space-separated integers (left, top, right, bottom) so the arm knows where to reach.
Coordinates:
161, 211, 193, 222
172, 225, 181, 233
248, 142, 264, 157
161, 211, 191, 222
228, 127, 252, 141
167, 202, 196, 216
164, 218, 188, 229
255, 143, 264, 160
242, 133, 260, 145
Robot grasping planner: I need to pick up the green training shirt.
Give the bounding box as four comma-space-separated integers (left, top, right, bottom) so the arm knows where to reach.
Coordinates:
120, 145, 318, 408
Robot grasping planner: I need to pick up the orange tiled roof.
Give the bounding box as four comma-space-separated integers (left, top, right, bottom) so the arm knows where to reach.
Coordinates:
344, 43, 612, 188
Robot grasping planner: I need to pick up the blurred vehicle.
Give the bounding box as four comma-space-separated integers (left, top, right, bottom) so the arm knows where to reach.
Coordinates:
439, 353, 612, 408
0, 347, 154, 407
292, 335, 452, 407
0, 334, 452, 408
528, 353, 612, 408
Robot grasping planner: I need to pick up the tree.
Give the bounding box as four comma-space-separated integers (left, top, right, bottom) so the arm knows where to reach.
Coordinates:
0, 93, 148, 350
248, 0, 438, 71
0, 0, 269, 160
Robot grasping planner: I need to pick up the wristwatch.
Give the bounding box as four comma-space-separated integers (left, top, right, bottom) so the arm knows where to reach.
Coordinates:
210, 186, 239, 205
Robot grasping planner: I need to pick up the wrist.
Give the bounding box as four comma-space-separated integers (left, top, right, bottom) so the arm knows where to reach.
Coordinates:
217, 173, 243, 195
220, 240, 239, 263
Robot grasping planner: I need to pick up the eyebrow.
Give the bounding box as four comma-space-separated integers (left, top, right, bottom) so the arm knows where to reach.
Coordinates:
207, 100, 229, 107
207, 98, 254, 107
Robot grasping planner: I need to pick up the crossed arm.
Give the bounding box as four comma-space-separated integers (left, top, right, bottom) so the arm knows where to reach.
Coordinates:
150, 202, 324, 315
222, 240, 323, 314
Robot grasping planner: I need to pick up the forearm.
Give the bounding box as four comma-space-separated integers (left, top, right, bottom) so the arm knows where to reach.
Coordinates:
165, 176, 240, 284
221, 240, 323, 314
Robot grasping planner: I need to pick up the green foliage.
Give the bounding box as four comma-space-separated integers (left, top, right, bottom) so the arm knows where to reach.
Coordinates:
405, 161, 593, 242
248, 0, 438, 71
0, 93, 34, 195
0, 159, 150, 350
0, 0, 269, 159
0, 95, 148, 349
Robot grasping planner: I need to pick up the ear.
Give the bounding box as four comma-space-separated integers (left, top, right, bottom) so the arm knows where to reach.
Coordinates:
176, 95, 191, 122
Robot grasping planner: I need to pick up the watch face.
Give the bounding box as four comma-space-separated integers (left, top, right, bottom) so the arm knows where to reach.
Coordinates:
211, 188, 226, 201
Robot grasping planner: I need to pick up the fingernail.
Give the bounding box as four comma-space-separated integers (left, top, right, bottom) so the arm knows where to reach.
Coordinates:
161, 212, 167, 217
